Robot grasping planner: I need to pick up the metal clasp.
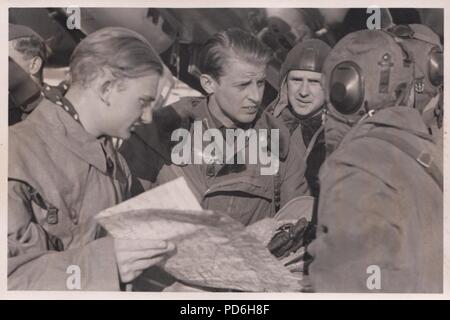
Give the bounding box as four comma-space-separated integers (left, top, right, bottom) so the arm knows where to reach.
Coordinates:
416, 151, 432, 168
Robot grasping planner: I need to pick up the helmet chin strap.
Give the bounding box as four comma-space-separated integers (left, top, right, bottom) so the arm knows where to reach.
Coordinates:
394, 78, 415, 108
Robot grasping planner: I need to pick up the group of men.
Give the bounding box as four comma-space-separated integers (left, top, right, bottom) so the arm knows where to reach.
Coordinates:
8, 18, 443, 292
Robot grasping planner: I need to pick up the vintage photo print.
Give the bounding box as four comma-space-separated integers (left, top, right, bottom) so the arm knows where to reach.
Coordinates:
1, 0, 447, 299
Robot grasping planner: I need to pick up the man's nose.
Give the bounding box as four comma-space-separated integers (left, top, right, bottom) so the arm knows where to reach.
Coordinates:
247, 83, 261, 103
300, 80, 310, 97
140, 106, 153, 124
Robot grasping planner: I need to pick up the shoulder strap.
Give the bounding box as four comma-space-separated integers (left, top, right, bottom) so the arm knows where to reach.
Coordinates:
8, 178, 60, 224
360, 131, 443, 191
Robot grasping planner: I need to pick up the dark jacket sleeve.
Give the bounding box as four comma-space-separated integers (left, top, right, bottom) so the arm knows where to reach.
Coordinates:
8, 181, 121, 291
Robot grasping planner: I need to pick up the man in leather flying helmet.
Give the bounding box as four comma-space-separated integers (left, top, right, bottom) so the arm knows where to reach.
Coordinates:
307, 28, 443, 292
267, 39, 331, 197
265, 39, 332, 277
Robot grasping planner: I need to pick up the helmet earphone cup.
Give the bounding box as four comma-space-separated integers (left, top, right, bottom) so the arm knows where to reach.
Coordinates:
428, 46, 443, 87
329, 61, 364, 115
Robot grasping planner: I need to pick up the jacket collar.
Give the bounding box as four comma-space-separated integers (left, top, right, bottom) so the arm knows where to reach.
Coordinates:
28, 99, 113, 175
361, 106, 431, 137
342, 106, 434, 146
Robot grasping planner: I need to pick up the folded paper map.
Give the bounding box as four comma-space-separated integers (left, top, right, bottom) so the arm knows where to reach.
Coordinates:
96, 177, 306, 292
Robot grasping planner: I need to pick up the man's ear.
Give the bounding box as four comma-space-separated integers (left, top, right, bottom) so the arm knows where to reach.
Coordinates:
99, 79, 113, 107
200, 74, 217, 95
28, 56, 43, 76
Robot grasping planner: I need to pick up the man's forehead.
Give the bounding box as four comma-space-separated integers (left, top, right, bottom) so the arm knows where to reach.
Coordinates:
122, 74, 159, 94
222, 58, 267, 80
144, 75, 161, 96
288, 69, 322, 79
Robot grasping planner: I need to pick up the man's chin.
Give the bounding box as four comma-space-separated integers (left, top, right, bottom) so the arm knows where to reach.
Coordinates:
237, 113, 259, 124
291, 104, 317, 117
234, 119, 254, 128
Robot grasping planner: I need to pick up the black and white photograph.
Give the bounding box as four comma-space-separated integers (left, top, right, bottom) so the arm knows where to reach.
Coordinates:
4, 2, 445, 296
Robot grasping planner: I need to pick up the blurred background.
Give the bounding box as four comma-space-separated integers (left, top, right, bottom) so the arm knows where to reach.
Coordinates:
9, 7, 444, 106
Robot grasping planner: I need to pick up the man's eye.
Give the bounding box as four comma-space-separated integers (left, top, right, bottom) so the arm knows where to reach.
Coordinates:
309, 79, 320, 84
257, 80, 265, 87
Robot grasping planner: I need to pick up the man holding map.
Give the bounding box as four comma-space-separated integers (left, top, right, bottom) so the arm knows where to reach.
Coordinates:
8, 27, 176, 290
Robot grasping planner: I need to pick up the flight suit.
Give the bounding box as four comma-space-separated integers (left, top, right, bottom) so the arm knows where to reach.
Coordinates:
8, 95, 131, 290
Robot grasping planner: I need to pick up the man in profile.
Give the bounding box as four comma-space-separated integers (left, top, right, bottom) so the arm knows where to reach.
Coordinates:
8, 27, 176, 290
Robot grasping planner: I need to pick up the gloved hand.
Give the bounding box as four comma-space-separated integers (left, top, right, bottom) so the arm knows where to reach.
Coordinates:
267, 217, 316, 259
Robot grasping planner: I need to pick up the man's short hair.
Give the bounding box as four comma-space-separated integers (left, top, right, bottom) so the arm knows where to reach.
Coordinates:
9, 24, 47, 68
70, 27, 163, 87
11, 35, 47, 64
199, 28, 272, 81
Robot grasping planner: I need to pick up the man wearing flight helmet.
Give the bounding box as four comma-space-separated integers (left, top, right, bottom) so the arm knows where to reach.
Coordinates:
267, 39, 331, 197
307, 29, 442, 292
265, 39, 331, 269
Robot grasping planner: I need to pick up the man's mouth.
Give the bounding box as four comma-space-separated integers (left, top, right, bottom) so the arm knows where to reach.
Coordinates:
297, 99, 312, 105
243, 106, 258, 113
